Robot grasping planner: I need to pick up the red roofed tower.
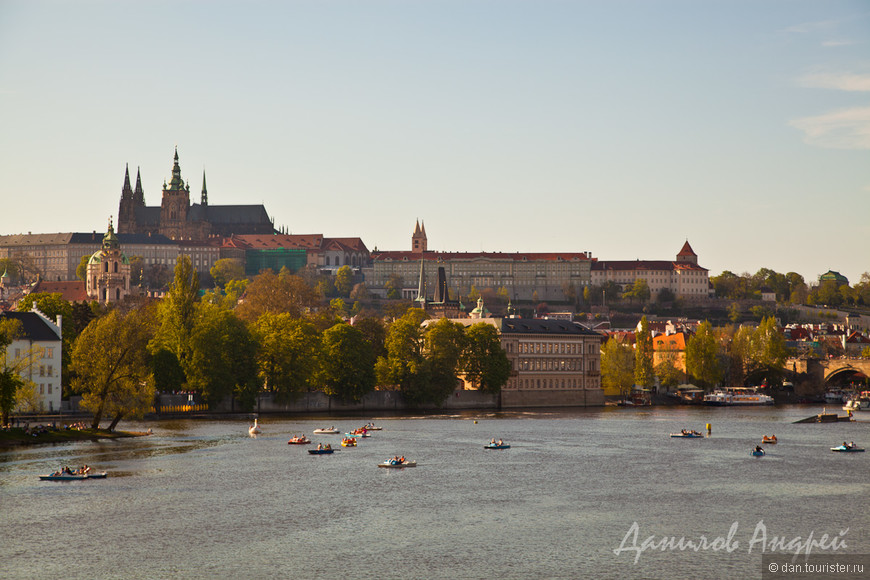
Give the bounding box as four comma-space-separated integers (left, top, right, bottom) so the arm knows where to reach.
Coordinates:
676, 241, 698, 265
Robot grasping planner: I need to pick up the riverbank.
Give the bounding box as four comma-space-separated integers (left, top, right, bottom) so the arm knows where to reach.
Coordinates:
0, 426, 147, 448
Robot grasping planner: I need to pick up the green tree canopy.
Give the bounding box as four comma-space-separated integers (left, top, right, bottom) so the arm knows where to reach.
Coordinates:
210, 258, 245, 288
334, 265, 353, 297
634, 316, 655, 388
460, 323, 510, 394
186, 303, 258, 407
252, 313, 321, 404
151, 256, 200, 380
318, 322, 376, 402
601, 337, 635, 398
686, 320, 722, 390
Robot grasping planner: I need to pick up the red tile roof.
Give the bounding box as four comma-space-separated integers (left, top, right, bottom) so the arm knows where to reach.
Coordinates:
30, 280, 89, 302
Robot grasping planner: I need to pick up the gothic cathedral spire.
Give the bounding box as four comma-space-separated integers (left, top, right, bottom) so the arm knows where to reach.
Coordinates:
201, 169, 208, 206
134, 167, 145, 206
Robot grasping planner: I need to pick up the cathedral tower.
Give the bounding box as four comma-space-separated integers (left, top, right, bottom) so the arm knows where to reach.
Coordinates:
159, 148, 191, 239
412, 219, 428, 253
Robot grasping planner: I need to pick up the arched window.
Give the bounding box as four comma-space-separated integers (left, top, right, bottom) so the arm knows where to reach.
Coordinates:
116, 288, 121, 301
113, 262, 118, 273
104, 262, 108, 272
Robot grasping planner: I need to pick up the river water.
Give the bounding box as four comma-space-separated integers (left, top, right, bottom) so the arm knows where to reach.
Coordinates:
1, 405, 868, 580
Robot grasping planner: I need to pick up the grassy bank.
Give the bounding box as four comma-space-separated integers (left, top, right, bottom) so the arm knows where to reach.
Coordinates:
0, 427, 144, 448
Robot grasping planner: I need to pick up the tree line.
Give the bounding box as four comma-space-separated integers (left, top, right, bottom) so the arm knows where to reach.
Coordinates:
601, 315, 790, 397
0, 257, 510, 429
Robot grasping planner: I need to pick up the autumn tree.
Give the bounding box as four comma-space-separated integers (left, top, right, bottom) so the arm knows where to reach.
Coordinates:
71, 307, 155, 430
623, 279, 651, 304
235, 269, 318, 322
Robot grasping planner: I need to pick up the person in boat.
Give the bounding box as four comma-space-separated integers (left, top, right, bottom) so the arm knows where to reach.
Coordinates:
317, 443, 322, 450
497, 440, 503, 446
399, 456, 405, 464
850, 441, 855, 448
491, 438, 496, 444
843, 441, 849, 448
755, 445, 763, 452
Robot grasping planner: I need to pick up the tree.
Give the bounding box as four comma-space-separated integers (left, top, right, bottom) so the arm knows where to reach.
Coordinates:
353, 316, 387, 360
654, 349, 683, 390
334, 265, 353, 297
375, 309, 428, 400
150, 348, 185, 393
143, 263, 172, 289
350, 282, 370, 302
744, 316, 789, 383
601, 337, 634, 399
186, 303, 258, 407
460, 323, 510, 394
417, 318, 466, 405
385, 273, 404, 300
623, 279, 651, 303
210, 258, 245, 288
656, 287, 675, 303
235, 270, 318, 322
252, 313, 320, 404
151, 256, 200, 380
686, 321, 722, 390
634, 316, 654, 388
76, 254, 90, 282
70, 307, 155, 430
318, 322, 376, 402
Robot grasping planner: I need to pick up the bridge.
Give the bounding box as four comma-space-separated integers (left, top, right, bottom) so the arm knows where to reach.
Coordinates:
787, 357, 870, 387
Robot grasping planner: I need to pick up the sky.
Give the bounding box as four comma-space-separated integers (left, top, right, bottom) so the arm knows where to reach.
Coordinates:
1, 1, 868, 285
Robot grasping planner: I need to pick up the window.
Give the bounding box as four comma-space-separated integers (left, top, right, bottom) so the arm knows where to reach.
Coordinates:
47, 365, 53, 376
39, 366, 45, 377
44, 347, 54, 358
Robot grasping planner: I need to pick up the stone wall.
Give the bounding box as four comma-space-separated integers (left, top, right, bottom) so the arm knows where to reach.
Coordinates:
501, 388, 605, 408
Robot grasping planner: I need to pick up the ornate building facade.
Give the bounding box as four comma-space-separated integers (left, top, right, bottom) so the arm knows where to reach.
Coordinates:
117, 148, 275, 239
86, 221, 131, 305
366, 221, 594, 302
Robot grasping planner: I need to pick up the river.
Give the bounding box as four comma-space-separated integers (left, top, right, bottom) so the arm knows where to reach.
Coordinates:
1, 405, 868, 579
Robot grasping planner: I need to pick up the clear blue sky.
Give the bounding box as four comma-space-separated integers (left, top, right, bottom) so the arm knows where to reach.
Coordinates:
1, 1, 868, 285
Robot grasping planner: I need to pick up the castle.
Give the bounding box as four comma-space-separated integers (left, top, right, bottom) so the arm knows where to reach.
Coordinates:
117, 148, 275, 240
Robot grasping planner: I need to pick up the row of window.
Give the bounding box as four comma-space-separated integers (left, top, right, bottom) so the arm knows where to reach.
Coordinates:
514, 342, 597, 355
516, 359, 598, 372
507, 378, 589, 389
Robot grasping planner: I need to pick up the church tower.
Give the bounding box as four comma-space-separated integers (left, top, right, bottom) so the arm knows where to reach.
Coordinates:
86, 219, 132, 305
159, 148, 191, 239
117, 165, 136, 233
412, 219, 428, 253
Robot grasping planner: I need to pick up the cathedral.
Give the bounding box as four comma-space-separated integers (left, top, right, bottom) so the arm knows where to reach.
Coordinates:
117, 148, 275, 239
